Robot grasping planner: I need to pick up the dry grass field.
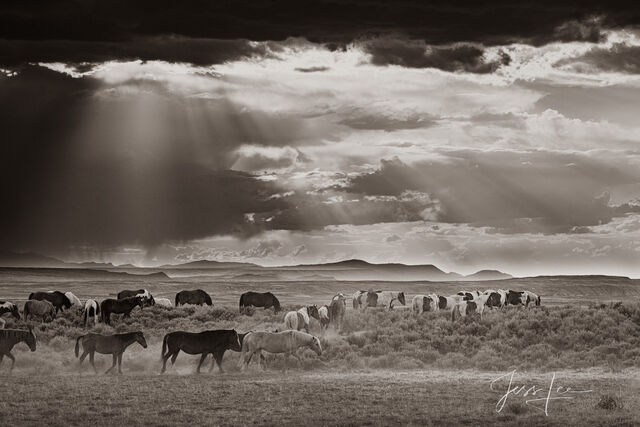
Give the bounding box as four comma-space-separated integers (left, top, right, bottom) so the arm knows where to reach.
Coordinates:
1, 269, 639, 425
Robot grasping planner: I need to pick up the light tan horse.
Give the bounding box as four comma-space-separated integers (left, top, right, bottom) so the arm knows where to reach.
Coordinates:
239, 330, 322, 370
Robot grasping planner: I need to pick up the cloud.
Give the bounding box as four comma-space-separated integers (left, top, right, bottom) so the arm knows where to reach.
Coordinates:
294, 66, 330, 73
557, 43, 640, 74
361, 39, 510, 73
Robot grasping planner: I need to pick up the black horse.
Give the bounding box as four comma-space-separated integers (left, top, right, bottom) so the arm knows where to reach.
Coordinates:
0, 328, 37, 371
75, 331, 147, 374
117, 289, 155, 307
100, 297, 144, 325
175, 289, 213, 306
28, 291, 71, 314
239, 292, 281, 313
161, 329, 242, 374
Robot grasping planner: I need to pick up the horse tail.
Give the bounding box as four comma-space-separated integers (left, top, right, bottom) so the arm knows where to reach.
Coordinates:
239, 294, 245, 312
161, 334, 169, 360
175, 293, 180, 307
75, 335, 84, 357
205, 294, 212, 306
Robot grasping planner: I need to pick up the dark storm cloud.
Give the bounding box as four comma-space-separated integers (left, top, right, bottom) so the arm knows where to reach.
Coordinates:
0, 37, 270, 67
362, 39, 510, 73
557, 43, 640, 74
339, 152, 640, 233
1, 1, 639, 66
0, 66, 288, 252
294, 66, 330, 73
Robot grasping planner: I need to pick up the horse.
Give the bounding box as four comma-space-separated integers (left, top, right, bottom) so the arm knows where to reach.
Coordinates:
524, 290, 541, 307
411, 295, 437, 315
0, 327, 37, 371
239, 330, 322, 370
451, 300, 478, 321
100, 296, 144, 325
154, 298, 173, 307
65, 292, 82, 308
75, 331, 147, 374
457, 290, 481, 301
117, 289, 155, 307
28, 291, 71, 314
0, 301, 20, 329
505, 290, 527, 307
365, 291, 406, 310
483, 290, 503, 309
352, 291, 367, 310
239, 292, 281, 313
318, 305, 330, 329
175, 289, 213, 306
82, 299, 100, 327
435, 295, 467, 321
284, 305, 320, 333
23, 300, 56, 322
329, 294, 346, 326
160, 329, 242, 374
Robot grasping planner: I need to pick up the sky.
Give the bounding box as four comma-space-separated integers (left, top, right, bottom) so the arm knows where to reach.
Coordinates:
1, 1, 640, 276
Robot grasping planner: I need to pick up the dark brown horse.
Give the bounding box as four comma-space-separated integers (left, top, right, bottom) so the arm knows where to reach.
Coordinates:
28, 291, 71, 314
161, 329, 242, 374
117, 289, 155, 307
175, 289, 213, 306
0, 328, 37, 371
75, 331, 147, 374
239, 292, 281, 313
100, 297, 144, 325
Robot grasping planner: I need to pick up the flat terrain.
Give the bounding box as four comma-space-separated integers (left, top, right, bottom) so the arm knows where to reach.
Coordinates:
1, 269, 639, 426
1, 370, 638, 426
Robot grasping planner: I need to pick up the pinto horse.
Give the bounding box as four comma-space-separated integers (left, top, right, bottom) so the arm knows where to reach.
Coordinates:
117, 289, 155, 307
0, 328, 36, 371
28, 291, 71, 314
284, 305, 320, 333
239, 292, 281, 313
175, 289, 213, 306
82, 299, 100, 327
0, 301, 20, 329
239, 330, 322, 370
75, 331, 147, 374
160, 329, 242, 374
329, 294, 346, 326
100, 297, 144, 325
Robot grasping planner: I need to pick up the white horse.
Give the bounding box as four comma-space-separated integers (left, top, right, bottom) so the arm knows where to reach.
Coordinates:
82, 299, 100, 327
154, 298, 173, 308
365, 291, 406, 310
239, 330, 322, 370
65, 292, 82, 308
284, 305, 320, 333
318, 305, 330, 329
523, 290, 541, 307
411, 295, 437, 315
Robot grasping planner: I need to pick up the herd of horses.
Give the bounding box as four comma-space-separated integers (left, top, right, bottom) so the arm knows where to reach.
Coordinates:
0, 286, 541, 374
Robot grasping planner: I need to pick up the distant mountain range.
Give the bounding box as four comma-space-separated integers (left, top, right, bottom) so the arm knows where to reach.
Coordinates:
0, 251, 514, 282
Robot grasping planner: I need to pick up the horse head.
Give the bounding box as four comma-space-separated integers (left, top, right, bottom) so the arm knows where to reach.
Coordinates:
230, 330, 242, 352
309, 336, 322, 356
26, 326, 37, 351
135, 331, 148, 348
307, 305, 320, 320
272, 296, 281, 313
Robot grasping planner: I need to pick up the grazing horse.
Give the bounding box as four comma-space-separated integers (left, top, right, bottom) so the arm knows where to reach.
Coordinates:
100, 297, 144, 325
318, 305, 330, 330
483, 290, 503, 309
329, 294, 346, 326
452, 300, 478, 321
284, 305, 320, 333
82, 299, 100, 327
65, 292, 82, 308
457, 290, 481, 301
524, 290, 541, 307
411, 295, 436, 315
365, 291, 406, 310
352, 291, 367, 310
175, 289, 213, 306
505, 290, 527, 307
435, 295, 467, 321
0, 301, 20, 329
239, 330, 322, 370
23, 300, 56, 322
0, 328, 37, 371
75, 331, 147, 374
239, 292, 281, 313
154, 298, 173, 307
160, 329, 242, 374
117, 289, 155, 307
28, 291, 71, 314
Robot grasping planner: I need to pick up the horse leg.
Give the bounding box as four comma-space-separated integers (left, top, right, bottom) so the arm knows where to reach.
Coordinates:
170, 350, 179, 366
105, 354, 117, 374
196, 353, 207, 374
89, 352, 97, 373
161, 351, 173, 374
79, 351, 88, 366
6, 352, 15, 372
117, 353, 123, 374
212, 352, 224, 373
0, 354, 3, 370
259, 352, 267, 370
